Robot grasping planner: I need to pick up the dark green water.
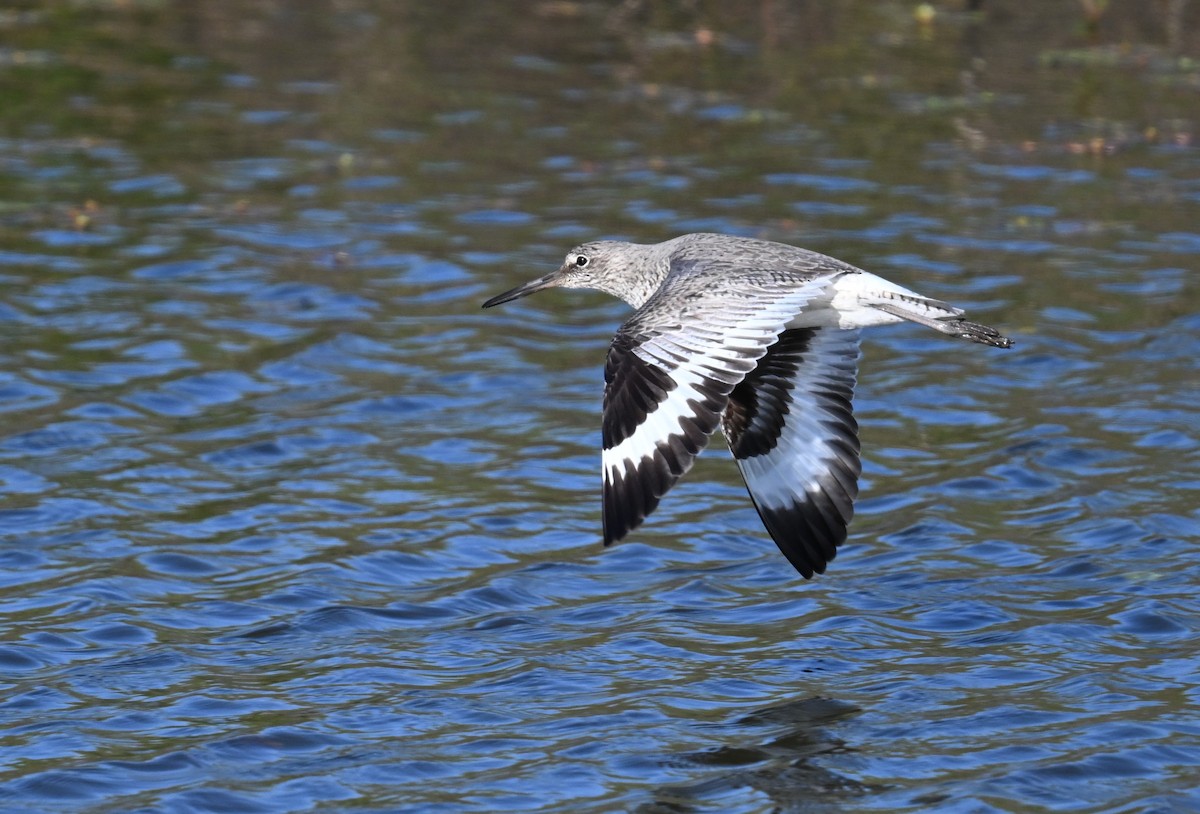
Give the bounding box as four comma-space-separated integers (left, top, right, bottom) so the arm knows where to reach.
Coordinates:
0, 2, 1197, 812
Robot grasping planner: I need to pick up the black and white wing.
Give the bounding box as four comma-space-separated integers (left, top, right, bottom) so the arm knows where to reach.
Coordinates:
601, 275, 832, 547
722, 327, 861, 578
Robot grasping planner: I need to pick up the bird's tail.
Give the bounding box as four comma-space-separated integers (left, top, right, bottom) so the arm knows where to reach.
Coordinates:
870, 296, 1013, 349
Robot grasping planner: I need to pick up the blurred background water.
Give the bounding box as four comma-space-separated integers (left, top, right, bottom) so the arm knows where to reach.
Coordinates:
0, 2, 1198, 812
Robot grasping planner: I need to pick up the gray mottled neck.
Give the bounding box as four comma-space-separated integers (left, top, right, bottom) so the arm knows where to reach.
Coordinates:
596, 241, 673, 309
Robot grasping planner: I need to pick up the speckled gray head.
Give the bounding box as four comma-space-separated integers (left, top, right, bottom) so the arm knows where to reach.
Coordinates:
481, 241, 665, 309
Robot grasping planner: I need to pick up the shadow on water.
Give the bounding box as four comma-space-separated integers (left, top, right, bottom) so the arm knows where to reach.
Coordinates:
0, 1, 1199, 812
641, 697, 869, 814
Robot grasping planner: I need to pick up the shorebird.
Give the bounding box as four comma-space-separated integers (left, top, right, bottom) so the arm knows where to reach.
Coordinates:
483, 233, 1012, 578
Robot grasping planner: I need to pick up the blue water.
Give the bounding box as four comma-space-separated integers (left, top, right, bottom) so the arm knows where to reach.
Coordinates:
0, 3, 1198, 812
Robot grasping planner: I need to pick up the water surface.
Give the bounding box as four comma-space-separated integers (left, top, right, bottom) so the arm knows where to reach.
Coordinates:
0, 3, 1197, 812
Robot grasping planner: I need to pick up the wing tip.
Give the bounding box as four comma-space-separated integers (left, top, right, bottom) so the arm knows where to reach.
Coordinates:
603, 457, 661, 549
755, 496, 851, 579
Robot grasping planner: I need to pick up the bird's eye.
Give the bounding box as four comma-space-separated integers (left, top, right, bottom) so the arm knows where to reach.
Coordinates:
575, 255, 589, 268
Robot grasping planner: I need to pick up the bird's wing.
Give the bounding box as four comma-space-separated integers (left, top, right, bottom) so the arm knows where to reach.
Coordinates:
601, 268, 832, 546
722, 327, 861, 578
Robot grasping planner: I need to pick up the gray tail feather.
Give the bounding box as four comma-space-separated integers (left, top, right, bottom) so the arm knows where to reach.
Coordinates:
871, 301, 1014, 349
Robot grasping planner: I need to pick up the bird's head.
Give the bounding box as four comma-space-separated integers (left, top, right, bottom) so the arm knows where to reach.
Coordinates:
481, 241, 620, 309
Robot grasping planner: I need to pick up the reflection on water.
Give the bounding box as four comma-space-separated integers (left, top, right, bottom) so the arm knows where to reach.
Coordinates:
0, 2, 1198, 812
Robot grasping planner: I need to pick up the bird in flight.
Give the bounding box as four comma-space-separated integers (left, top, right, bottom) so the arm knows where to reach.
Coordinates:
483, 233, 1012, 578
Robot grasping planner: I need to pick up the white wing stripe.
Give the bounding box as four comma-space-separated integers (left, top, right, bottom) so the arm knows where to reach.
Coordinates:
740, 328, 859, 507
603, 359, 710, 476
724, 327, 862, 577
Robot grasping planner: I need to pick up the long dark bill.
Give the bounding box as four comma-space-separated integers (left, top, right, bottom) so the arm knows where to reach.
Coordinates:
481, 270, 562, 309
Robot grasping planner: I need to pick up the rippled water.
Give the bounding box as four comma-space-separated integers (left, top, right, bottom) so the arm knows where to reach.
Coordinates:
0, 3, 1198, 812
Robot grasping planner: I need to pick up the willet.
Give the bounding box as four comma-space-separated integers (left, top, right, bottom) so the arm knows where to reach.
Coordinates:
483, 233, 1012, 578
